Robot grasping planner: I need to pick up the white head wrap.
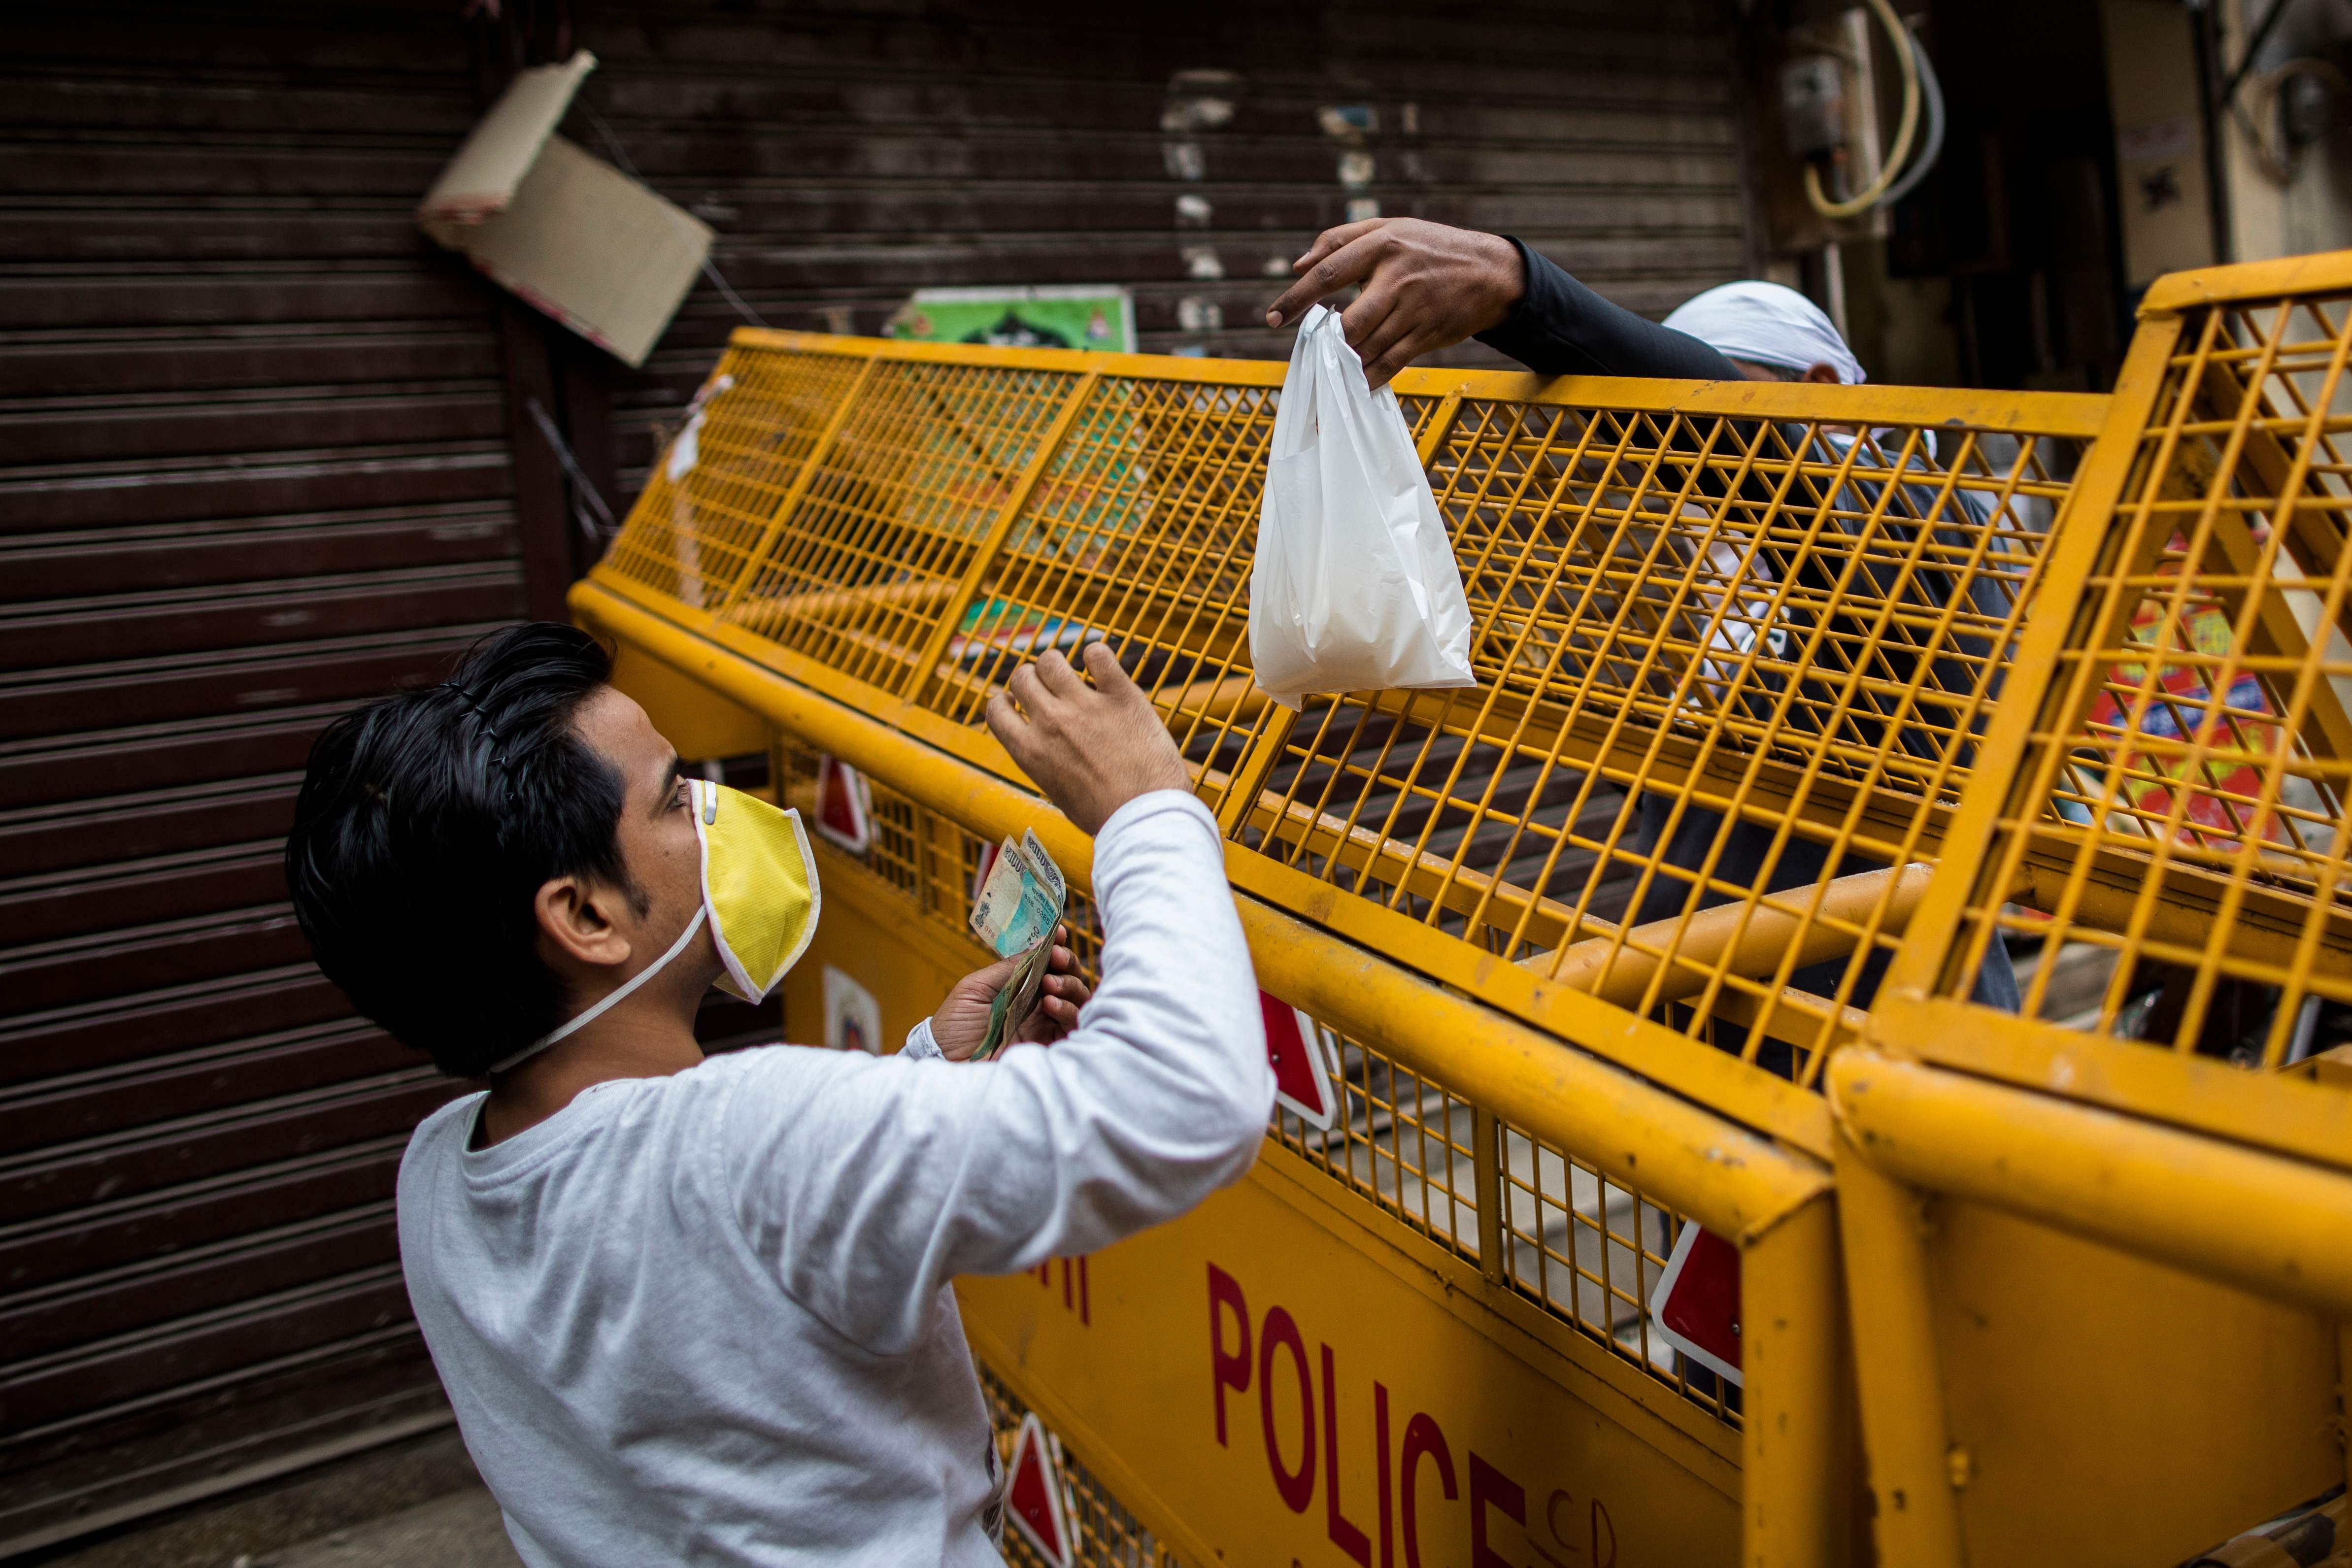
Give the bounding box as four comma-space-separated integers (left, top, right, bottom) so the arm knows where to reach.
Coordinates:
1664, 281, 1865, 385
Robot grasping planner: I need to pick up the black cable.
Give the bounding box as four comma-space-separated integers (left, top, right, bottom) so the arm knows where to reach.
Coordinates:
1876, 20, 1948, 208
525, 395, 617, 542
573, 97, 771, 330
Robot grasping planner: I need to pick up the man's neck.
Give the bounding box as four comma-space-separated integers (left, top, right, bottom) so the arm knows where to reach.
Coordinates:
477, 1006, 706, 1148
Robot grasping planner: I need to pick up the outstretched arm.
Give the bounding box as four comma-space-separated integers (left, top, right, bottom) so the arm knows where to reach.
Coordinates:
718, 647, 1273, 1354
1263, 217, 1741, 387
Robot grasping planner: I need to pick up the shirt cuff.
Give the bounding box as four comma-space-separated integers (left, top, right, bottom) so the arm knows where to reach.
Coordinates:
901, 1017, 944, 1062
1095, 787, 1217, 847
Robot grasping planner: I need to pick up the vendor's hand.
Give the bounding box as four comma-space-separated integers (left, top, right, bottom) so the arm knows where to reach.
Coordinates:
929, 927, 1091, 1061
1262, 217, 1525, 389
985, 644, 1190, 837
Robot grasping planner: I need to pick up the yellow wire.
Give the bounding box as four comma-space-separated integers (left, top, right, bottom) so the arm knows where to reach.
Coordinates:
1803, 0, 1923, 220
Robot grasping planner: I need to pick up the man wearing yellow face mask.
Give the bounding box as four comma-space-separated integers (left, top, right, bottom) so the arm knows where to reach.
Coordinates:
285, 622, 1273, 1567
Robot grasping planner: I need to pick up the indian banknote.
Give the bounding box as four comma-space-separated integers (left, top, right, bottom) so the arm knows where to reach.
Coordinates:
969, 832, 1067, 1060
969, 835, 1061, 959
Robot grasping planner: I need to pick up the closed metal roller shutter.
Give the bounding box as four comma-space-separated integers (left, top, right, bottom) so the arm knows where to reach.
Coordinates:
0, 5, 528, 1549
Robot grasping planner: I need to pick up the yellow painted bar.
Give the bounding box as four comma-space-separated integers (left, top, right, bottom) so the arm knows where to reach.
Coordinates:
1523, 864, 1930, 1010
1215, 837, 1840, 1159
1738, 1192, 1853, 1568
1830, 1133, 1965, 1568
1237, 896, 1829, 1244
1882, 990, 2352, 1179
2138, 246, 2352, 311
727, 327, 2114, 434
1830, 1049, 2352, 1316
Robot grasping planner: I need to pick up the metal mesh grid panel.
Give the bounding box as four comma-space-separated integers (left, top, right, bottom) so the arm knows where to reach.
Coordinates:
596, 333, 2128, 1104
909, 374, 1290, 823
714, 357, 1081, 690
1493, 1122, 1734, 1426
1233, 400, 2087, 1083
1270, 1034, 1482, 1267
1932, 292, 2352, 1067
602, 347, 869, 610
979, 1363, 1178, 1568
1268, 1027, 1740, 1433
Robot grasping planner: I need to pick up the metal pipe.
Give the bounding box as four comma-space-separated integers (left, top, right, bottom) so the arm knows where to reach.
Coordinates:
572, 577, 1833, 1241
1830, 1048, 2352, 1315
1521, 864, 1932, 1007
1161, 670, 1269, 727
726, 577, 956, 628
1742, 1191, 1855, 1568
1832, 1129, 1967, 1568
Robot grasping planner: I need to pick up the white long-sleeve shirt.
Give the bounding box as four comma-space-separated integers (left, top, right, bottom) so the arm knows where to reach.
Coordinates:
397, 791, 1271, 1567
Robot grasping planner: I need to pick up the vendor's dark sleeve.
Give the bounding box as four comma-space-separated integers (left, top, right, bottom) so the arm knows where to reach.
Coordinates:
1474, 235, 1741, 382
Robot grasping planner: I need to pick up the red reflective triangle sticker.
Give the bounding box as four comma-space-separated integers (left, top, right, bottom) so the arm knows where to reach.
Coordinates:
813, 754, 871, 855
1005, 1412, 1072, 1567
1647, 1221, 1743, 1386
1260, 990, 1338, 1129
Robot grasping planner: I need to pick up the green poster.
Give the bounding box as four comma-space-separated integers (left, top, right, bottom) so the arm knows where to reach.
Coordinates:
885, 285, 1135, 354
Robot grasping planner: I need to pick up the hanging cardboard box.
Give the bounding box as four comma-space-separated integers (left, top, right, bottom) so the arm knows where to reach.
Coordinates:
417, 51, 711, 367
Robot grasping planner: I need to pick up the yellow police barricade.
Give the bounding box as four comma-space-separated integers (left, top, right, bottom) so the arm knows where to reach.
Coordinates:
568, 280, 2347, 1567
1838, 255, 2352, 1568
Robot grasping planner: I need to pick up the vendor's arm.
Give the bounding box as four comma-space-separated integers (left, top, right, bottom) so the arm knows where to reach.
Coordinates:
1263, 216, 1740, 386
715, 646, 1274, 1355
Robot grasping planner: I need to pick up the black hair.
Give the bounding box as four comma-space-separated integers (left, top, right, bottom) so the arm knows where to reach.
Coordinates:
285, 622, 640, 1077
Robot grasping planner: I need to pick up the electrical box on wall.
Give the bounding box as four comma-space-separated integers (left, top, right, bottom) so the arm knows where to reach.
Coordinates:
1779, 54, 1847, 159
1752, 5, 1904, 252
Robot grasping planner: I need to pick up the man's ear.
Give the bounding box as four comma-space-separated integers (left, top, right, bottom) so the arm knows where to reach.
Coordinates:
535, 875, 633, 974
1802, 362, 1842, 385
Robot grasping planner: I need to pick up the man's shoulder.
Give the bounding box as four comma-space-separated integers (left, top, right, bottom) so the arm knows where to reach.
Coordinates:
693, 1041, 938, 1139
397, 1090, 484, 1185
404, 1090, 483, 1157
694, 1040, 894, 1096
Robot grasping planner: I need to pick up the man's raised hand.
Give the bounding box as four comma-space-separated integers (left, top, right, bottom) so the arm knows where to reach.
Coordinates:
1261, 217, 1525, 390
984, 644, 1190, 837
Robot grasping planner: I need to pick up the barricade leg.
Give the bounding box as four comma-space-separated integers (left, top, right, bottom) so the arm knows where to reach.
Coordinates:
1832, 1132, 1963, 1568
2342, 1322, 2352, 1501
1740, 1191, 1851, 1568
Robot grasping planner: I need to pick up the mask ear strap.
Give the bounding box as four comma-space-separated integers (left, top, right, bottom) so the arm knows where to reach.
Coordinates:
489, 905, 709, 1075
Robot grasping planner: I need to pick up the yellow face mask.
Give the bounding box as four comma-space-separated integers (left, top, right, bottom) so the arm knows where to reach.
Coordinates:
492, 778, 822, 1072
689, 777, 821, 1003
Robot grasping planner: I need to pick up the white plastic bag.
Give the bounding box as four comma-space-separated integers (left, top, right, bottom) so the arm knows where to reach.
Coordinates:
1249, 305, 1476, 709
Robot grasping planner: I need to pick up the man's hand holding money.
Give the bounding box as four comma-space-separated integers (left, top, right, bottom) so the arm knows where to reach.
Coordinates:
923, 645, 1189, 1063
929, 924, 1090, 1062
